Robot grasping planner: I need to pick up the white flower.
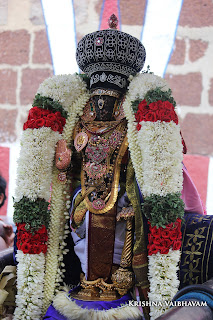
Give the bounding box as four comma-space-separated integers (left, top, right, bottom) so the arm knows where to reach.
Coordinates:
128, 72, 170, 102
14, 251, 45, 320
148, 249, 181, 320
37, 74, 88, 114
137, 121, 183, 197
14, 127, 60, 202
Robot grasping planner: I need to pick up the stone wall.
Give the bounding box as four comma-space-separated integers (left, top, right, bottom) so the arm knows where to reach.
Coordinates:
165, 0, 213, 156
0, 0, 53, 144
0, 0, 212, 154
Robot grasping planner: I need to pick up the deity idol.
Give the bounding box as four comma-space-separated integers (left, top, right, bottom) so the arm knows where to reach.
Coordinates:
13, 14, 208, 320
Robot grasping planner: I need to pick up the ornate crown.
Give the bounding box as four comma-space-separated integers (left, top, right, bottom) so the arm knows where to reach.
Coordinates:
76, 14, 146, 93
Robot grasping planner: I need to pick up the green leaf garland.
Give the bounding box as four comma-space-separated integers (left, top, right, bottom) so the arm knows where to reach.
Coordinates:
144, 87, 176, 108
142, 193, 185, 228
13, 197, 50, 231
33, 94, 68, 119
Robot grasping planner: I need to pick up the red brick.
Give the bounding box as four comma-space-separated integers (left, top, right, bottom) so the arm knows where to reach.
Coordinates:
165, 73, 202, 106
180, 114, 213, 155
0, 109, 18, 143
33, 30, 52, 64
209, 78, 213, 106
0, 30, 30, 65
189, 40, 208, 62
20, 68, 53, 105
119, 0, 146, 25
179, 0, 213, 27
0, 69, 17, 104
169, 39, 186, 65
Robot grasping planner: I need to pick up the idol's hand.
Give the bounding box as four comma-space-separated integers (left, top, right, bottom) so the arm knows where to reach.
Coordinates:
55, 139, 72, 170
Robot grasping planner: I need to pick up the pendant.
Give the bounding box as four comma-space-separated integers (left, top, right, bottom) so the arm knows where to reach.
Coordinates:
98, 98, 104, 109
92, 198, 105, 210
84, 162, 107, 180
74, 132, 88, 152
58, 172, 67, 184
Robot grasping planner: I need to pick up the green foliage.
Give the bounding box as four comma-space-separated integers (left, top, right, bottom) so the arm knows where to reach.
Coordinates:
131, 99, 143, 113
142, 193, 185, 228
33, 94, 68, 118
144, 87, 176, 107
13, 197, 50, 231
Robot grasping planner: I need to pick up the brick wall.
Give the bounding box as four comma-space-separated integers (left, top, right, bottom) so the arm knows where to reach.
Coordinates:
0, 0, 53, 144
1, 0, 212, 154
165, 0, 213, 156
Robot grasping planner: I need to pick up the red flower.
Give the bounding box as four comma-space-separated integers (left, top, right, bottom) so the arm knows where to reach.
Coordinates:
148, 244, 160, 255
161, 229, 171, 239
138, 100, 147, 110
149, 101, 160, 111
161, 238, 172, 248
55, 111, 62, 118
28, 107, 42, 120
152, 237, 162, 245
35, 118, 46, 128
21, 242, 32, 254
173, 240, 182, 250
164, 100, 174, 111
21, 232, 31, 242
41, 109, 51, 116
136, 123, 141, 131
159, 247, 170, 254
60, 117, 66, 126
148, 218, 182, 255
24, 108, 66, 133
150, 226, 161, 237
47, 114, 56, 121
135, 99, 178, 131
23, 119, 36, 130
51, 121, 59, 132
144, 111, 157, 122
45, 120, 52, 127
33, 244, 42, 254
17, 223, 26, 231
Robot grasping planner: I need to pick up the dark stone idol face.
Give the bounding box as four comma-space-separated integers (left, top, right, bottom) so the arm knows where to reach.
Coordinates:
91, 95, 118, 121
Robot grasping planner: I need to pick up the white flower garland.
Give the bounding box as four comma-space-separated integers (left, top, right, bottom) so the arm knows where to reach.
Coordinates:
137, 121, 183, 197
128, 73, 170, 102
148, 249, 181, 320
37, 74, 88, 113
14, 127, 60, 202
41, 84, 89, 313
123, 95, 144, 189
14, 251, 45, 320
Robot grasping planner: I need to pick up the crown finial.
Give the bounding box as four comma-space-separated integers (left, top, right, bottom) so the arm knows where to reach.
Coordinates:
108, 14, 118, 29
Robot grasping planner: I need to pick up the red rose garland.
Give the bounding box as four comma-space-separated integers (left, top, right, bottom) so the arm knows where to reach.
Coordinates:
135, 99, 178, 131
148, 218, 182, 256
23, 106, 66, 134
16, 223, 48, 254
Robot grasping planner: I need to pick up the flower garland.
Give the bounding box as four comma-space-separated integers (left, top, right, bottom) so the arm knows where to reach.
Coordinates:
14, 251, 45, 320
14, 74, 88, 320
123, 73, 184, 319
42, 91, 90, 313
14, 72, 184, 320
